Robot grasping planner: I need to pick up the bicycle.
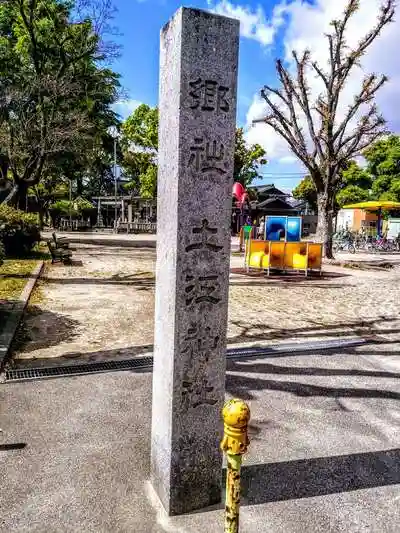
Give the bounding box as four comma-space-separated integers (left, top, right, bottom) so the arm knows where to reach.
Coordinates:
354, 235, 369, 252
367, 237, 398, 253
332, 238, 356, 254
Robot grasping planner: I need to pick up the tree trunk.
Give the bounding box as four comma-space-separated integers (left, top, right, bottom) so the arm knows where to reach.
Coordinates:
316, 191, 334, 259
38, 206, 45, 229
16, 182, 29, 211
0, 154, 8, 180
77, 176, 83, 196
2, 185, 18, 205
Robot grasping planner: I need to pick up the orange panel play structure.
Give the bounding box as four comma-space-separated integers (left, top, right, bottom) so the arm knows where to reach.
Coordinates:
245, 239, 323, 277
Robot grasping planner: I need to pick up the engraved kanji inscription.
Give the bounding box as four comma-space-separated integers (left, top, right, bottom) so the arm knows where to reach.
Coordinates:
184, 274, 221, 306
182, 370, 218, 409
182, 323, 220, 363
185, 219, 223, 253
188, 138, 204, 171
189, 78, 230, 113
189, 138, 226, 175
217, 85, 230, 113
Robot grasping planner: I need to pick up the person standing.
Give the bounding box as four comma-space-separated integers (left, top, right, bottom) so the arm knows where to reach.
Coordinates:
257, 217, 265, 240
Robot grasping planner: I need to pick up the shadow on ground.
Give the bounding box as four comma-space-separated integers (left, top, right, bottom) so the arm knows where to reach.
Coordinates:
229, 272, 353, 287
226, 358, 400, 379
77, 246, 156, 258
224, 448, 400, 505
230, 268, 350, 281
11, 330, 400, 372
10, 304, 80, 355
1, 271, 155, 289
228, 316, 400, 345
226, 371, 400, 402
0, 300, 18, 333
229, 281, 353, 288
40, 272, 155, 288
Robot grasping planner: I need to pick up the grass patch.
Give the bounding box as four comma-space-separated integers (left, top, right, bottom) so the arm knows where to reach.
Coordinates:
29, 263, 50, 305
29, 279, 46, 305
0, 259, 39, 300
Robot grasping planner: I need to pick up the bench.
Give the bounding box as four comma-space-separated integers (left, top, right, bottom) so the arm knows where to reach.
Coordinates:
47, 242, 73, 264
52, 232, 69, 249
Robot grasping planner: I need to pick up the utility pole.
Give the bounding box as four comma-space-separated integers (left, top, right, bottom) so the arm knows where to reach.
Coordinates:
108, 126, 119, 232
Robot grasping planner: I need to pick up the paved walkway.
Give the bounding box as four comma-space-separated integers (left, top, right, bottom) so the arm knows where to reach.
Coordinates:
2, 240, 400, 531
1, 347, 399, 532
10, 242, 400, 365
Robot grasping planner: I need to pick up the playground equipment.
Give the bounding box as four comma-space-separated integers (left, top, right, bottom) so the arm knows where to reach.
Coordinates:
264, 215, 302, 242
232, 182, 248, 207
245, 238, 323, 277
238, 224, 256, 252
232, 182, 252, 239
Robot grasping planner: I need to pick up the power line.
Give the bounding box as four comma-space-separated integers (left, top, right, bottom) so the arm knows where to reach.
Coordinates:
258, 176, 307, 180
259, 172, 308, 176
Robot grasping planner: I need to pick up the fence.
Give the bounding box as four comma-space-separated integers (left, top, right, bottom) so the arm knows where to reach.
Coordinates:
117, 221, 157, 234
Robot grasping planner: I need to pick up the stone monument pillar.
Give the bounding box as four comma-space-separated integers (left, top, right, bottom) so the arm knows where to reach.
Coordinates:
151, 7, 239, 516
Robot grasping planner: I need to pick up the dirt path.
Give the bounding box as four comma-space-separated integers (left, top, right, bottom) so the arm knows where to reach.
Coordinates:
11, 243, 400, 365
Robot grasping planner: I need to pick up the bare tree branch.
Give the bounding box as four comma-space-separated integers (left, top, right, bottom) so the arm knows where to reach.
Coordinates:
293, 50, 324, 163
253, 0, 396, 256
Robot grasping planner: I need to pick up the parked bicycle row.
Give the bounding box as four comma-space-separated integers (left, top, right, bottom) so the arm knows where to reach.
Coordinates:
332, 229, 400, 254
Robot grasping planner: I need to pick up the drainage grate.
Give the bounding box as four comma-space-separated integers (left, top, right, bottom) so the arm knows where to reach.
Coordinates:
5, 356, 153, 382
226, 337, 367, 359
4, 338, 367, 382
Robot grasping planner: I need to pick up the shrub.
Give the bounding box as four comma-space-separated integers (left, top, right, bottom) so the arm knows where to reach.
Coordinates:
49, 199, 78, 227
49, 197, 95, 227
0, 204, 41, 257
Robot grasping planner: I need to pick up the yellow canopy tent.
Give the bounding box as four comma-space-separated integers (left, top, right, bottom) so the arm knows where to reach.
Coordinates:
342, 201, 400, 236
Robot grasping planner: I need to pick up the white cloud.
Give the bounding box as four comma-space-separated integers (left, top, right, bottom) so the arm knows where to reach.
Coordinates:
113, 99, 142, 120
207, 0, 285, 46
278, 155, 298, 165
244, 0, 400, 165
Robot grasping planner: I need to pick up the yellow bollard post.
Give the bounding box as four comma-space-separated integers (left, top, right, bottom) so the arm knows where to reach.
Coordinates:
220, 399, 251, 533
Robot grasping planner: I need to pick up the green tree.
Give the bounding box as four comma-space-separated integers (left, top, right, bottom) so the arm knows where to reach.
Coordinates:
234, 128, 267, 187
121, 104, 158, 198
29, 173, 69, 228
292, 176, 317, 212
121, 106, 268, 197
293, 160, 373, 212
122, 104, 158, 150
255, 0, 394, 257
336, 185, 369, 207
336, 161, 373, 206
364, 135, 400, 201
0, 0, 120, 208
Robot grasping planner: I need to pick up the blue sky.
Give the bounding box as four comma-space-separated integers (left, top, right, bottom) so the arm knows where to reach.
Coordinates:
112, 0, 278, 124
110, 0, 306, 191
110, 0, 400, 192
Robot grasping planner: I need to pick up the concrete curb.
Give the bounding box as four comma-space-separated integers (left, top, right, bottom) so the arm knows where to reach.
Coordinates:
0, 260, 44, 371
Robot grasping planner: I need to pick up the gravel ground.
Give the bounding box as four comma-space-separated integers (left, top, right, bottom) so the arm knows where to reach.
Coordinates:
10, 242, 400, 365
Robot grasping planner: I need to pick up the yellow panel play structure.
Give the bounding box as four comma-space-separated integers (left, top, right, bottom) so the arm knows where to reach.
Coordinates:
245, 239, 323, 277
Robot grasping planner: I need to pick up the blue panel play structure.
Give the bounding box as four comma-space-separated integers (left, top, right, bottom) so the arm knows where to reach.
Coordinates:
265, 216, 286, 241
286, 217, 302, 242
264, 216, 302, 242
